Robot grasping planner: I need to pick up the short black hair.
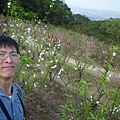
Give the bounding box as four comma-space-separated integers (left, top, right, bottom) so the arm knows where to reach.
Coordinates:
0, 35, 19, 53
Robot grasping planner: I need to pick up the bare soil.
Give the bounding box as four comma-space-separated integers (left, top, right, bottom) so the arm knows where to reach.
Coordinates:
24, 81, 69, 120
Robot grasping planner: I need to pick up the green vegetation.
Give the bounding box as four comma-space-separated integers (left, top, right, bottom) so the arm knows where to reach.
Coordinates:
1, 0, 120, 44
0, 0, 120, 119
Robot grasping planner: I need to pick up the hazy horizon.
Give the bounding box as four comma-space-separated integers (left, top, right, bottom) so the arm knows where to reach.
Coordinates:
65, 0, 120, 12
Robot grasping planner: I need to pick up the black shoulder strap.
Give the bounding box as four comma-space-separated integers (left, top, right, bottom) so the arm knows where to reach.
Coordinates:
0, 99, 12, 120
13, 84, 26, 115
17, 93, 26, 118
14, 83, 27, 119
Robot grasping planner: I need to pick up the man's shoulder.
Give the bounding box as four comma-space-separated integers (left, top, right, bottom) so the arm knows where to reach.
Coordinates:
12, 83, 22, 89
12, 83, 23, 97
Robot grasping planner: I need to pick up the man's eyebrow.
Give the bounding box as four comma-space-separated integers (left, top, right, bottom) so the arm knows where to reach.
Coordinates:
0, 50, 7, 53
11, 51, 17, 53
0, 50, 17, 53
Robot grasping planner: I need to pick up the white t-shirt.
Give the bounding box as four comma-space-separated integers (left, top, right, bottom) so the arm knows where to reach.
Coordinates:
9, 95, 12, 98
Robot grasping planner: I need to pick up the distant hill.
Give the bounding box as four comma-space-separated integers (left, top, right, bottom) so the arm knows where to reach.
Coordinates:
68, 5, 120, 21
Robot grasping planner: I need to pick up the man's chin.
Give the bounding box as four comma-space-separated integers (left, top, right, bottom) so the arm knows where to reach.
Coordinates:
1, 75, 14, 80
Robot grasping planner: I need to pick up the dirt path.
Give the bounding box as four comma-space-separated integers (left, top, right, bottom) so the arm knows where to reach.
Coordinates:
54, 57, 119, 93
67, 58, 120, 79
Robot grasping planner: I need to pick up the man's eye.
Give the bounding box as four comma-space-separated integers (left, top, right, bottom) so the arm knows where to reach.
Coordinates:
11, 53, 20, 58
11, 53, 17, 57
0, 53, 5, 56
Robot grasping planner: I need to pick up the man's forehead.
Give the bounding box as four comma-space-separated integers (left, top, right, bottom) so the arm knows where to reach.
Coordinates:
0, 46, 17, 52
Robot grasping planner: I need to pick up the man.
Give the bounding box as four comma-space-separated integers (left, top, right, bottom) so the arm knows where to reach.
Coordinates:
0, 35, 24, 120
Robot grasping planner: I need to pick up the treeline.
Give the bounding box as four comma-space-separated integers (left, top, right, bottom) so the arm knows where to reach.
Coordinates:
0, 0, 120, 44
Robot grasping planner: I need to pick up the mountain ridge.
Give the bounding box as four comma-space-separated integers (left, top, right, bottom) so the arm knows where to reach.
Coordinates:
68, 5, 120, 20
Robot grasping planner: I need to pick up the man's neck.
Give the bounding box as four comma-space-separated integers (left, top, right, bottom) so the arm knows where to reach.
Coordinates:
0, 78, 12, 96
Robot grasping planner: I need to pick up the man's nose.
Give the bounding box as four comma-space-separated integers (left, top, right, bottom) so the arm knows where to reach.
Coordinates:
5, 55, 13, 62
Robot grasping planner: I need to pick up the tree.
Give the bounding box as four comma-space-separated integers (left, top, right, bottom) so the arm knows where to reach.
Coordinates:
68, 14, 90, 32
0, 0, 8, 15
100, 18, 120, 43
47, 0, 72, 25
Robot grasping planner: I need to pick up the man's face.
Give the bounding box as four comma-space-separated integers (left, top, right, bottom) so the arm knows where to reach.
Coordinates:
0, 46, 19, 79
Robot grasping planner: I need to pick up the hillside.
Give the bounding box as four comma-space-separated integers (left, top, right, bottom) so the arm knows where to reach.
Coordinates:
0, 15, 120, 120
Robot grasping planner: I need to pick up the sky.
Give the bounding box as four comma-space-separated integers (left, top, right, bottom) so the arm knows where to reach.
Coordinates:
65, 0, 120, 12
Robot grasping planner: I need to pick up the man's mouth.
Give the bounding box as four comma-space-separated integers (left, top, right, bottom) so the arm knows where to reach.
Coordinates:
3, 66, 14, 69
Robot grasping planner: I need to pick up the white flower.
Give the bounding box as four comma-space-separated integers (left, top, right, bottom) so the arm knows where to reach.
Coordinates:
10, 24, 14, 27
26, 64, 30, 68
21, 36, 24, 39
41, 57, 44, 61
48, 43, 51, 46
113, 52, 116, 56
55, 59, 59, 63
26, 40, 29, 43
102, 50, 106, 54
34, 82, 38, 87
65, 58, 69, 62
58, 44, 61, 46
90, 95, 93, 101
26, 36, 32, 41
28, 50, 31, 53
51, 65, 57, 69
11, 35, 15, 38
58, 71, 61, 75
8, 2, 11, 6
116, 109, 120, 112
106, 76, 109, 80
33, 74, 36, 78
40, 52, 44, 56
50, 5, 53, 8
41, 71, 44, 74
96, 101, 99, 104
36, 64, 40, 67
38, 59, 41, 62
73, 67, 77, 70
3, 23, 7, 27
107, 74, 112, 81
57, 76, 60, 78
112, 111, 114, 114
113, 107, 117, 111
50, 60, 53, 63
52, 51, 55, 55
108, 74, 112, 77
39, 55, 41, 59
38, 21, 41, 24
45, 85, 47, 88
58, 68, 64, 75
27, 27, 31, 33
47, 47, 49, 50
